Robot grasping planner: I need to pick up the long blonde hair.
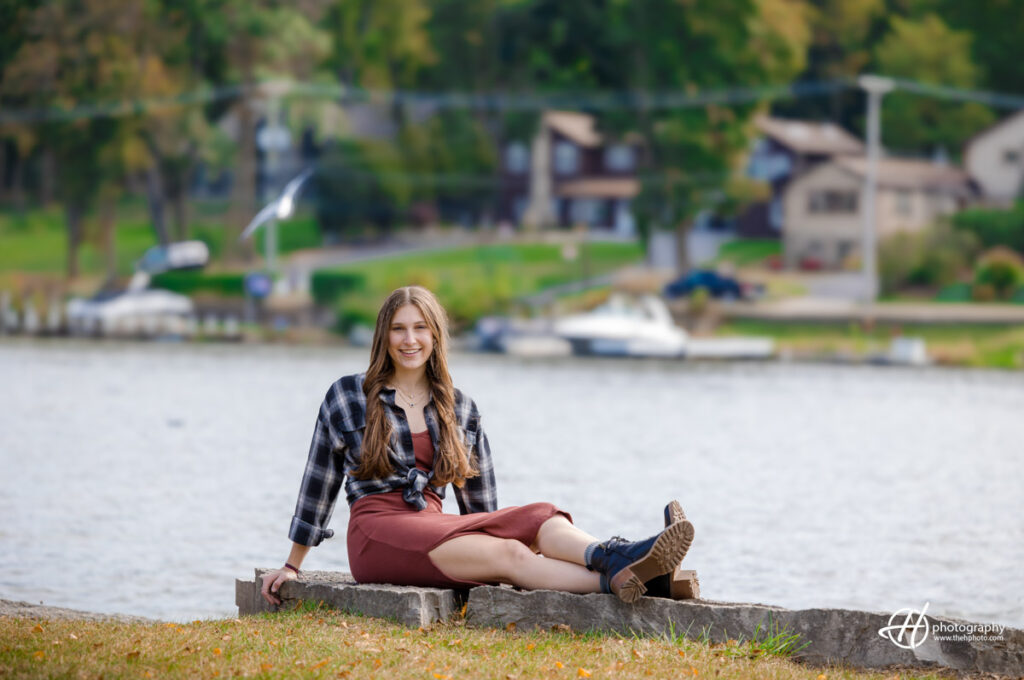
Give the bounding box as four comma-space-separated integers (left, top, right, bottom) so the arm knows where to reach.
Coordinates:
352, 286, 479, 486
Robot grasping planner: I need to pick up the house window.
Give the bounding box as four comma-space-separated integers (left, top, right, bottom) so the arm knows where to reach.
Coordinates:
895, 189, 913, 217
604, 144, 635, 172
553, 141, 579, 175
1004, 149, 1020, 166
505, 142, 529, 174
569, 198, 606, 226
808, 190, 858, 214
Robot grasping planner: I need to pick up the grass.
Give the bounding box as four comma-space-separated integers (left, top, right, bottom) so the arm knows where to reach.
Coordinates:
712, 239, 782, 267
0, 202, 322, 280
718, 319, 1024, 369
322, 241, 644, 328
0, 602, 952, 680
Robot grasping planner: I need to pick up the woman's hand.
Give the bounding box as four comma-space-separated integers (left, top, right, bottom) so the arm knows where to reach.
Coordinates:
261, 568, 298, 606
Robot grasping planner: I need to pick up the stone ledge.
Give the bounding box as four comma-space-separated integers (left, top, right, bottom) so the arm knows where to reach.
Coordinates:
465, 587, 1024, 678
235, 569, 465, 628
235, 571, 1023, 677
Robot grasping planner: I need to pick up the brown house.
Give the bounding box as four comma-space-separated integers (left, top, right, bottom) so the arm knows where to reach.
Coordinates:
499, 111, 642, 235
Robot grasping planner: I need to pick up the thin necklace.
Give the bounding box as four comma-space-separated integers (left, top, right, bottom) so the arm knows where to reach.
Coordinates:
394, 384, 428, 408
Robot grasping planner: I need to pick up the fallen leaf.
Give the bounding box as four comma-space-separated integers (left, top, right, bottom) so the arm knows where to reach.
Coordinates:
213, 648, 222, 655
311, 658, 331, 670
32, 624, 44, 633
339, 621, 349, 629
373, 658, 382, 669
126, 651, 140, 660
678, 650, 686, 658
68, 633, 78, 640
52, 640, 61, 646
526, 643, 535, 651
817, 675, 827, 680
221, 634, 231, 641
260, 663, 273, 671
632, 648, 644, 660
578, 668, 592, 677
460, 602, 468, 617
555, 661, 564, 669
506, 621, 516, 632
551, 624, 571, 633
449, 638, 462, 646
193, 620, 202, 625
691, 667, 699, 676
33, 651, 45, 660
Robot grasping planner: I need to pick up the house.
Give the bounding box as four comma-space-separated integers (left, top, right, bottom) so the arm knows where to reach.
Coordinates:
964, 109, 1024, 206
783, 156, 973, 269
500, 111, 642, 235
741, 116, 864, 237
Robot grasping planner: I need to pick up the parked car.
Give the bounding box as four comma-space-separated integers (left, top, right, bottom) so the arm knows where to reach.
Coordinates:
663, 270, 763, 300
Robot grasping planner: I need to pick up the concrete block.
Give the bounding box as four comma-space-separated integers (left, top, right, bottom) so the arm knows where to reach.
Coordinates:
465, 587, 1024, 677
236, 569, 464, 628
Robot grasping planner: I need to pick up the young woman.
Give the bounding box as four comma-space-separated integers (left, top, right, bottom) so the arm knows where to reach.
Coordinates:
261, 286, 694, 605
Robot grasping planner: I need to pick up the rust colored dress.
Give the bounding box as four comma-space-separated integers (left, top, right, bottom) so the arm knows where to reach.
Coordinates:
347, 429, 571, 588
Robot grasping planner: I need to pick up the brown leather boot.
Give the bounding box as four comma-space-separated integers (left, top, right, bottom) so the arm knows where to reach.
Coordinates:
644, 500, 697, 599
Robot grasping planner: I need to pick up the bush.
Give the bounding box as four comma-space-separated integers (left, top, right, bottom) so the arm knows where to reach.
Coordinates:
150, 271, 245, 297
878, 221, 979, 294
311, 271, 366, 307
953, 201, 1024, 253
973, 247, 1024, 300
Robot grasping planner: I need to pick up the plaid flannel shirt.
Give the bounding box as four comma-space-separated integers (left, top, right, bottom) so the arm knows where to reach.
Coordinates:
288, 372, 498, 547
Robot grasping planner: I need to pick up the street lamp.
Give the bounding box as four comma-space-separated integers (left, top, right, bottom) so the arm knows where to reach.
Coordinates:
858, 74, 895, 302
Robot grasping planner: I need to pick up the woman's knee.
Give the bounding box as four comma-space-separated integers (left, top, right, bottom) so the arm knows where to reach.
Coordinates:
493, 538, 537, 580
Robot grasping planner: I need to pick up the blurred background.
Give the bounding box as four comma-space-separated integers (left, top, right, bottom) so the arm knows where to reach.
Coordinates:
1, 0, 1022, 625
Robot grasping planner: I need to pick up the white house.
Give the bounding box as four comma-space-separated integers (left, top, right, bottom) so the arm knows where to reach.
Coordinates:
964, 109, 1024, 206
783, 156, 972, 269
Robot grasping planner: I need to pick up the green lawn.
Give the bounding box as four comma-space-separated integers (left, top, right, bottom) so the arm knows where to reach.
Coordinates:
0, 204, 321, 278
712, 238, 781, 266
718, 319, 1024, 369
321, 241, 644, 329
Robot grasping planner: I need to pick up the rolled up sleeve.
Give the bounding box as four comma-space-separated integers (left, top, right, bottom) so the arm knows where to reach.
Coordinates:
455, 415, 498, 515
289, 403, 345, 546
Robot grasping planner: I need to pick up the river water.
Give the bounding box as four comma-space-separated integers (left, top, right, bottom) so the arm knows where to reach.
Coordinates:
1, 339, 1021, 626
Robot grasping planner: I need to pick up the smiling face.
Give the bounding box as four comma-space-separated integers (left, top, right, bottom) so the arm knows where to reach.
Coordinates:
387, 303, 435, 373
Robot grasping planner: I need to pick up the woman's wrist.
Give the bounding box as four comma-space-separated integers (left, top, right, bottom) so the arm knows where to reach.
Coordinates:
283, 562, 300, 575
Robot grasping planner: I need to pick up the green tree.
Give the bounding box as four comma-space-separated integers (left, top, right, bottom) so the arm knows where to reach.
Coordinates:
874, 13, 994, 154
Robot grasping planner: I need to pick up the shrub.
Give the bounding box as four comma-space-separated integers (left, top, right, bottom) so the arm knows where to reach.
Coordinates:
953, 201, 1024, 253
150, 271, 245, 297
878, 221, 979, 294
311, 271, 366, 307
973, 246, 1024, 300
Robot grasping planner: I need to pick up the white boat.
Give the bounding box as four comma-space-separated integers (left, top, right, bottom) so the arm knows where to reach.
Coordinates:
66, 289, 194, 337
553, 294, 688, 358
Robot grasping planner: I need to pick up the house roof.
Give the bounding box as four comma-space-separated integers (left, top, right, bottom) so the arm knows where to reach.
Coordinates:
556, 177, 640, 199
544, 111, 604, 147
834, 156, 971, 193
755, 115, 864, 156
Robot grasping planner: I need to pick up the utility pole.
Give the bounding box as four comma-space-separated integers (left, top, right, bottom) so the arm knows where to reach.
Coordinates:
858, 75, 895, 302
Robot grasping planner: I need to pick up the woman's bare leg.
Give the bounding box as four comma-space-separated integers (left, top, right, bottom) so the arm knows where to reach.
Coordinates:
428, 534, 601, 593
531, 515, 599, 565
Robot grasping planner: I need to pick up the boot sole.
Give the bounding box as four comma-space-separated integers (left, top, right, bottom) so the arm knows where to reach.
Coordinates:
648, 500, 689, 598
610, 519, 695, 604
665, 499, 686, 526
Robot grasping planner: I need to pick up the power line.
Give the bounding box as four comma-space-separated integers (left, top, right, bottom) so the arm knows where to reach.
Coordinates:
2, 76, 1021, 125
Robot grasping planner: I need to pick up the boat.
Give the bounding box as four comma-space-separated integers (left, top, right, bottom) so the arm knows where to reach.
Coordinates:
552, 294, 688, 358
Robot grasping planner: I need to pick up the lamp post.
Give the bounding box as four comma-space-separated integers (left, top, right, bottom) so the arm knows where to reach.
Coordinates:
858, 74, 895, 302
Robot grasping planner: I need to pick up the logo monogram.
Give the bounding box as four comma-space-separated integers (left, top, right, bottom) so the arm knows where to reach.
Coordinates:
878, 602, 931, 649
